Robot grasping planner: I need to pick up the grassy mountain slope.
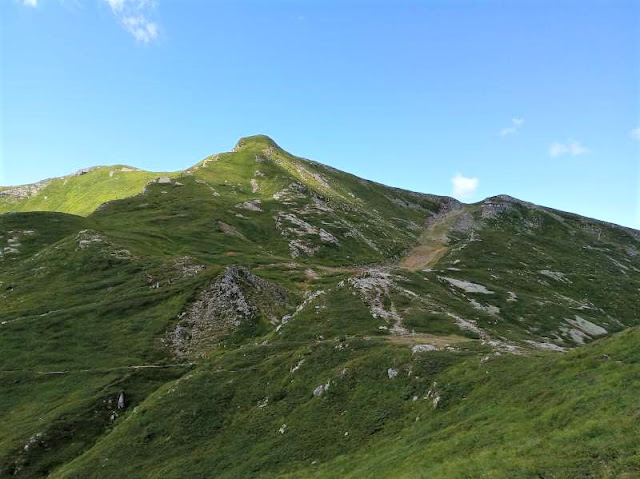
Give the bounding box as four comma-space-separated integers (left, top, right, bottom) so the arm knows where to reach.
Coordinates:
1, 135, 638, 478
0, 166, 170, 216
50, 328, 640, 479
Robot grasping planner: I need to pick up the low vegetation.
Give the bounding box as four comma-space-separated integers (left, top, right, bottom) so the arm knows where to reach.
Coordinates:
1, 135, 638, 477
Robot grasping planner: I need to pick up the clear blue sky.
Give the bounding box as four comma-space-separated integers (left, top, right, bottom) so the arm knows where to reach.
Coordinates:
2, 0, 639, 228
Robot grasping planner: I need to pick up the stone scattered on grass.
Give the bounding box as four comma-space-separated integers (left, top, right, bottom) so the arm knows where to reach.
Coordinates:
441, 277, 494, 294
538, 270, 572, 284
313, 380, 331, 397
412, 344, 438, 354
236, 199, 262, 212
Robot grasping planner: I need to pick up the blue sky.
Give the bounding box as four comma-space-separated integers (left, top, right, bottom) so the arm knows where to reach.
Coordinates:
2, 0, 639, 228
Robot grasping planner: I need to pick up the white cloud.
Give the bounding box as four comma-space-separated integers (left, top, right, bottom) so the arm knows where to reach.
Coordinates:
105, 0, 160, 44
630, 127, 640, 141
16, 0, 161, 43
106, 0, 127, 11
499, 127, 517, 136
499, 118, 525, 136
451, 173, 479, 200
122, 15, 158, 43
549, 139, 590, 157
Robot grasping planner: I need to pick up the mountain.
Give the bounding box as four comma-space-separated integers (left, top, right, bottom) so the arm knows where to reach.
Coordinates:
1, 135, 639, 478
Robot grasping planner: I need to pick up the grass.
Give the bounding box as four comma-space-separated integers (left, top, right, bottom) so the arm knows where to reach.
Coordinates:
0, 135, 638, 478
0, 166, 170, 217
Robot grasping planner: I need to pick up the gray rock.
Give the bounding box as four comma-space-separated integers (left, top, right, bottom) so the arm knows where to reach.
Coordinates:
169, 266, 288, 358
313, 380, 330, 397
412, 344, 437, 354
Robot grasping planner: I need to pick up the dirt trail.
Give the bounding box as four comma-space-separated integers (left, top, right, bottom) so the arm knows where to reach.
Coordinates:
385, 332, 473, 347
0, 363, 194, 375
400, 207, 473, 271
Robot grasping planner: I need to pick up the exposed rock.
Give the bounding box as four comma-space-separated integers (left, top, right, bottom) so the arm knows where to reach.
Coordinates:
0, 230, 35, 256
481, 198, 517, 219
387, 368, 398, 379
305, 268, 319, 279
0, 180, 51, 200
295, 164, 331, 189
288, 240, 320, 258
76, 229, 107, 250
468, 298, 500, 316
539, 270, 571, 284
273, 182, 307, 203
73, 167, 97, 176
412, 344, 438, 354
313, 380, 331, 397
566, 315, 607, 337
74, 229, 136, 261
386, 196, 426, 210
169, 266, 288, 358
441, 277, 494, 294
218, 221, 246, 240
447, 312, 486, 338
425, 382, 441, 408
236, 199, 262, 212
274, 212, 339, 258
525, 340, 566, 352
290, 359, 305, 373
347, 268, 407, 334
173, 256, 206, 278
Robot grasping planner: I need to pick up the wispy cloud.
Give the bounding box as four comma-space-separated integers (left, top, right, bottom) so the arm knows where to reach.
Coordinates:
17, 0, 161, 43
549, 139, 590, 157
499, 118, 525, 136
630, 127, 640, 141
451, 173, 479, 200
105, 0, 160, 44
121, 14, 158, 43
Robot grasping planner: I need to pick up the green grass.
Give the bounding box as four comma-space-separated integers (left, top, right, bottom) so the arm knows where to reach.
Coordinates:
1, 135, 638, 478
0, 166, 170, 216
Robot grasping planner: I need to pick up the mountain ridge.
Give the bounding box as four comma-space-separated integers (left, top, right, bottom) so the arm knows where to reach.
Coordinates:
1, 134, 639, 478
2, 134, 636, 234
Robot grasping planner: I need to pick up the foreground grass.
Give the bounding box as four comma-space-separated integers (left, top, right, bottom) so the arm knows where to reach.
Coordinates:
44, 329, 640, 478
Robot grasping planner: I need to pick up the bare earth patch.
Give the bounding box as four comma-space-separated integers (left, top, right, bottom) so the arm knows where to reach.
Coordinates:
386, 333, 473, 348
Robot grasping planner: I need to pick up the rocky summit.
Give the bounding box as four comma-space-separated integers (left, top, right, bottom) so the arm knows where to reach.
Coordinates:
1, 135, 639, 478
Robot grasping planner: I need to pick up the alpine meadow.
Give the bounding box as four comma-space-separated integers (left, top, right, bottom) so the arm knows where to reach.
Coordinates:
1, 135, 638, 478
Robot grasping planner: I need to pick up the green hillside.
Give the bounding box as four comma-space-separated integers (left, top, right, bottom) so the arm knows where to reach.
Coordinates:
1, 136, 638, 478
0, 166, 171, 216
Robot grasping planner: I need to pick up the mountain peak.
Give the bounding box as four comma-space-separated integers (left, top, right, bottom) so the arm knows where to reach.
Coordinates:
233, 134, 281, 152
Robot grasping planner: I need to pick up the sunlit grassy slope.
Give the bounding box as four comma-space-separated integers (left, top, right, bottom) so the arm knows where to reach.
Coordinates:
1, 135, 638, 478
0, 166, 170, 216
